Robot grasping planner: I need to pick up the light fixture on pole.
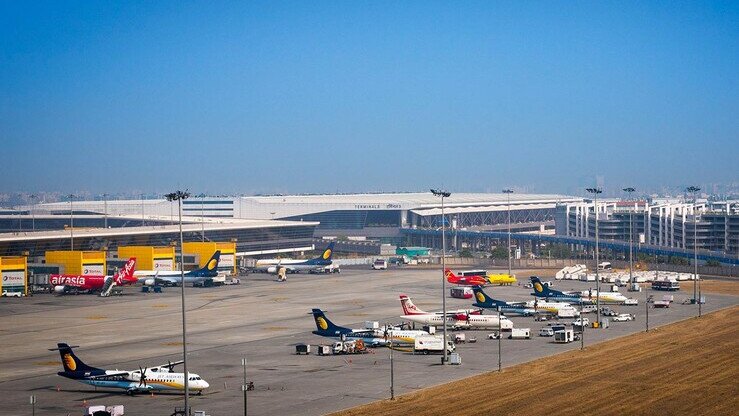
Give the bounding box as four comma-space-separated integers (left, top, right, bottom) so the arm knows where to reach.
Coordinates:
502, 189, 514, 278
165, 190, 191, 414
686, 186, 701, 317
431, 188, 451, 364
586, 187, 602, 328
622, 187, 636, 291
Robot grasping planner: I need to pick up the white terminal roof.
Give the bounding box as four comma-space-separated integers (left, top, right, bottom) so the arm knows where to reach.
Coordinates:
0, 218, 317, 243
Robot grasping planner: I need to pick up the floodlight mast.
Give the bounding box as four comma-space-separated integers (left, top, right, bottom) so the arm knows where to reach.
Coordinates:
165, 190, 191, 414
430, 188, 451, 364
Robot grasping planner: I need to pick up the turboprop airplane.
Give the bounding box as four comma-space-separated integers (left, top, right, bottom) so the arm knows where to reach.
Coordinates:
472, 286, 578, 317
255, 242, 335, 274
531, 276, 629, 304
456, 269, 516, 285
50, 258, 137, 296
136, 251, 221, 286
445, 269, 488, 286
50, 343, 209, 395
311, 308, 427, 347
399, 294, 482, 316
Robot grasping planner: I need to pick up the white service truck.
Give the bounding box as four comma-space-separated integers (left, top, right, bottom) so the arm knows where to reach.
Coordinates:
414, 335, 456, 355
508, 328, 531, 339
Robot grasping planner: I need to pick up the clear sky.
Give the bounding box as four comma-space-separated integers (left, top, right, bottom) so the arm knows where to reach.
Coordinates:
1, 1, 737, 196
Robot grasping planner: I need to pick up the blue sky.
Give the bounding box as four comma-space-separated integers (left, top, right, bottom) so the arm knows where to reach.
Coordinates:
1, 1, 737, 196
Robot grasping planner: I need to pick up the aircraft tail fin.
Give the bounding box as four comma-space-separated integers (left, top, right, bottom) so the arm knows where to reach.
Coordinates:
471, 286, 503, 308
444, 269, 458, 283
399, 294, 427, 315
113, 257, 137, 285
50, 343, 102, 374
196, 250, 221, 276
311, 308, 351, 336
307, 242, 335, 265
530, 276, 559, 297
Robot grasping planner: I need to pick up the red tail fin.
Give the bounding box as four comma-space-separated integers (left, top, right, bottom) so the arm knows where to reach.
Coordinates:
114, 258, 137, 285
399, 294, 426, 315
444, 269, 458, 283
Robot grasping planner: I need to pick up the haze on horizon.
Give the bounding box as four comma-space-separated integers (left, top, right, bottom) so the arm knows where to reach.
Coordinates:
1, 2, 737, 197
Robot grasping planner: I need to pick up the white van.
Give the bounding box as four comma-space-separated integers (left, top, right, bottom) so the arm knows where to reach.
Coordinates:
372, 259, 388, 270
539, 327, 555, 337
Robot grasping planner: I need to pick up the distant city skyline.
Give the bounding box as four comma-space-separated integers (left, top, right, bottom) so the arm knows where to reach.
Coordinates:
1, 2, 737, 195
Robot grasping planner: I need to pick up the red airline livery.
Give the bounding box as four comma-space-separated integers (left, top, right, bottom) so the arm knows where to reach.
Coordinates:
50, 258, 137, 294
444, 269, 488, 286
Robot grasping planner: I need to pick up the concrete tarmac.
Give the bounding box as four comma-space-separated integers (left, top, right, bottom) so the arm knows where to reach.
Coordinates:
0, 267, 735, 415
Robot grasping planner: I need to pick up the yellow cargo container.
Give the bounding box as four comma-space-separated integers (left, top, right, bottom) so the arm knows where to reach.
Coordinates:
182, 242, 237, 275
118, 246, 176, 272
45, 251, 107, 276
0, 256, 28, 295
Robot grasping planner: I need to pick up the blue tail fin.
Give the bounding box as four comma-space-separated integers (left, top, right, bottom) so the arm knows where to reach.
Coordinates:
191, 250, 221, 277
307, 242, 335, 265
472, 286, 505, 309
311, 308, 351, 336
530, 276, 563, 297
52, 343, 103, 375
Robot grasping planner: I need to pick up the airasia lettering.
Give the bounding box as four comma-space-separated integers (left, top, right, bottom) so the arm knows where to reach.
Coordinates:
51, 276, 87, 286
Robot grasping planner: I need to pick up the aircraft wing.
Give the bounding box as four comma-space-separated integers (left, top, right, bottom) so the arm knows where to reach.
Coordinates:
155, 276, 180, 285
87, 371, 130, 379
150, 360, 184, 371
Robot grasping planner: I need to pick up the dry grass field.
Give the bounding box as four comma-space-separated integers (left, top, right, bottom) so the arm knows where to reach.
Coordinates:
698, 279, 739, 296
333, 305, 739, 416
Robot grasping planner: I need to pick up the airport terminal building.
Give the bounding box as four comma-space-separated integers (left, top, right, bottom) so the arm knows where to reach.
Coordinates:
9, 192, 580, 241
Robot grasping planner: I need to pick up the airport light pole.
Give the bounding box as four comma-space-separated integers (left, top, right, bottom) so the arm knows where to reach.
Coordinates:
497, 306, 502, 372
686, 186, 701, 316
503, 189, 514, 277
623, 188, 636, 291
102, 193, 108, 229
242, 357, 248, 416
388, 324, 394, 400
646, 295, 653, 332
166, 190, 191, 415
199, 193, 206, 242
586, 188, 602, 327
580, 299, 585, 350
431, 189, 451, 364
29, 194, 37, 231
68, 194, 75, 250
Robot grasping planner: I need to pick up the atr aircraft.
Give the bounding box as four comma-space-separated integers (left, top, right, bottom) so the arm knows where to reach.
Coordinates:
50, 343, 209, 395
255, 242, 335, 273
311, 308, 427, 347
136, 251, 221, 286
530, 276, 630, 304
49, 258, 137, 295
471, 286, 578, 317
444, 269, 489, 286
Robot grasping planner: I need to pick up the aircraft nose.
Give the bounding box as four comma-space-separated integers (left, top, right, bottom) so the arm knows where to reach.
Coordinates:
201, 380, 209, 389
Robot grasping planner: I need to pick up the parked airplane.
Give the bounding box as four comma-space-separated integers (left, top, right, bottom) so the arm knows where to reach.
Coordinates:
50, 258, 137, 295
50, 343, 209, 395
445, 269, 489, 286
255, 242, 335, 274
400, 294, 482, 316
456, 269, 516, 286
136, 251, 221, 286
311, 308, 427, 347
531, 276, 629, 304
400, 308, 514, 330
471, 286, 578, 317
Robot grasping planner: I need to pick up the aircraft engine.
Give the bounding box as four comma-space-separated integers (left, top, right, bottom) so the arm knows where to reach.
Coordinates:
144, 279, 156, 286
54, 285, 67, 294
266, 266, 277, 274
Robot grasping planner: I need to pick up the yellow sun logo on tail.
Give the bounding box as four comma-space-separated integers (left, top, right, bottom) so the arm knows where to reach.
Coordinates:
316, 317, 328, 330
63, 353, 76, 371
476, 292, 486, 303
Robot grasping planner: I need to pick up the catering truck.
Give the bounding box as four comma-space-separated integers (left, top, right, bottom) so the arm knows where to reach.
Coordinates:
414, 335, 456, 355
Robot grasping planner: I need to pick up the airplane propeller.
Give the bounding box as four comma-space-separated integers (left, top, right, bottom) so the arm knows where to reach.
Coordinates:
166, 360, 175, 372
137, 366, 148, 388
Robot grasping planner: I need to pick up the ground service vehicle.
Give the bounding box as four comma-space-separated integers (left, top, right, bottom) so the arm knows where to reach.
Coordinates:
450, 287, 473, 299
554, 329, 575, 343
652, 280, 680, 291
539, 327, 555, 337
572, 318, 590, 327
612, 313, 635, 322
414, 335, 455, 355
372, 259, 388, 270
509, 328, 531, 339
624, 298, 639, 306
